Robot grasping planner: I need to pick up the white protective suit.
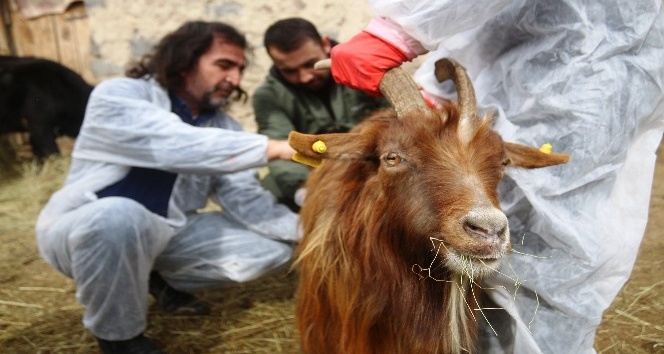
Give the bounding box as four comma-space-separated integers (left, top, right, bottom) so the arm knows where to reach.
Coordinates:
35, 77, 299, 340
369, 0, 664, 353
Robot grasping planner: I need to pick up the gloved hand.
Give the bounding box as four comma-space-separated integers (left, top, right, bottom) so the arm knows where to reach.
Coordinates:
330, 31, 409, 97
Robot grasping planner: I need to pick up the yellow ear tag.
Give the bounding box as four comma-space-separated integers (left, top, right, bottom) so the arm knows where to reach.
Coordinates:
312, 140, 327, 153
292, 152, 321, 168
539, 143, 553, 154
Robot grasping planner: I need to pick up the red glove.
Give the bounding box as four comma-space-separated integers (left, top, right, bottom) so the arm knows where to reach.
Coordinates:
330, 31, 409, 97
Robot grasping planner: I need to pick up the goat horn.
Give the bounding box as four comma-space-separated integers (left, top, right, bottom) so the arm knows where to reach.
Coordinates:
434, 58, 478, 126
314, 59, 428, 118
314, 59, 331, 70
379, 67, 429, 118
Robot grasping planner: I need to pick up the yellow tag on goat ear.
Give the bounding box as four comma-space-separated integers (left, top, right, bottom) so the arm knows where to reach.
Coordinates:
539, 143, 553, 154
292, 152, 321, 168
312, 140, 327, 153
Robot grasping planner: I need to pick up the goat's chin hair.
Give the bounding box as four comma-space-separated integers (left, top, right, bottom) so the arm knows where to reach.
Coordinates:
445, 251, 500, 279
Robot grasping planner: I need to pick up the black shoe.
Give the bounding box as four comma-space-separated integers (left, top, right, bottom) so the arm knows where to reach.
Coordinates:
96, 334, 165, 354
149, 272, 211, 315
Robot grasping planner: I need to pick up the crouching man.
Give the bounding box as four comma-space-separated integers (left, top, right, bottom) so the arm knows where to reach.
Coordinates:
35, 21, 298, 354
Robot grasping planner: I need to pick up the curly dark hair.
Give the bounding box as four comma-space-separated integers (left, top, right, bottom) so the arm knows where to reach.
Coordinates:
126, 21, 250, 102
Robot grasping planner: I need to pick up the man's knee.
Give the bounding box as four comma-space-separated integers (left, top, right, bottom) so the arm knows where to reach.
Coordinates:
70, 197, 153, 251
227, 241, 293, 282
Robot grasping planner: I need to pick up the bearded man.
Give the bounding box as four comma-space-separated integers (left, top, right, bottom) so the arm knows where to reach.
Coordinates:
35, 21, 298, 354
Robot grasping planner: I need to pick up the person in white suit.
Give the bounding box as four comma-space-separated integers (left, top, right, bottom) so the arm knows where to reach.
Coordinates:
35, 21, 298, 354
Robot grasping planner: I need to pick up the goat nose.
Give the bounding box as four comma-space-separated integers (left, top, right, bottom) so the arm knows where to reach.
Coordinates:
462, 207, 508, 241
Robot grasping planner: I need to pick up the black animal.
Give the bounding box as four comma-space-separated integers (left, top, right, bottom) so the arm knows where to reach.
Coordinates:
0, 55, 93, 158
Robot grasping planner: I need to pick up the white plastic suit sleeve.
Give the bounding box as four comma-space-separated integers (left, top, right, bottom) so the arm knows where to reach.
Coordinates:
73, 77, 268, 174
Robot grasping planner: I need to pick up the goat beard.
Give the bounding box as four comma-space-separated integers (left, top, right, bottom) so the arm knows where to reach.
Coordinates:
444, 249, 503, 279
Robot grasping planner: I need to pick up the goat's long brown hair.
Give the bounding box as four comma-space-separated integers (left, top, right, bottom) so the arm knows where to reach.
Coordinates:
291, 59, 569, 354
296, 108, 489, 354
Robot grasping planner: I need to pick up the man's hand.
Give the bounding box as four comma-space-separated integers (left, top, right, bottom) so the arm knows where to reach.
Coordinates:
266, 139, 295, 161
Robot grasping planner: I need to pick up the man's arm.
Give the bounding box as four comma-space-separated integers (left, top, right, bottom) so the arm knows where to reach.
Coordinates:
75, 78, 272, 174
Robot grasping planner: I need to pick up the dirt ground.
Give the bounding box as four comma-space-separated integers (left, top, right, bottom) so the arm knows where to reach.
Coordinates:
0, 136, 662, 354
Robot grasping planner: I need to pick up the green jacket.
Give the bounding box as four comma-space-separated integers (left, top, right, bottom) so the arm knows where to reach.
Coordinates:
253, 67, 387, 211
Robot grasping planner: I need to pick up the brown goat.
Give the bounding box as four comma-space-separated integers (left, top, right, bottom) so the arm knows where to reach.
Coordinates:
288, 58, 570, 354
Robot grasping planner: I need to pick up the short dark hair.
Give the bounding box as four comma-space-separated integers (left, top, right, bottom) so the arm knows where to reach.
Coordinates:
263, 17, 323, 53
126, 21, 249, 101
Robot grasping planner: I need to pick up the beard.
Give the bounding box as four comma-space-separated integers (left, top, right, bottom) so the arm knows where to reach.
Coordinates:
298, 72, 330, 92
301, 79, 325, 91
198, 82, 236, 111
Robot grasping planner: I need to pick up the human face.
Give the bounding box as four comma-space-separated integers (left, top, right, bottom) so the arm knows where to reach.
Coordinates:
268, 37, 331, 91
180, 36, 246, 115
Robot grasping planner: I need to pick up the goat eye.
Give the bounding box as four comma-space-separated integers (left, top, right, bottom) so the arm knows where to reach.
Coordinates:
382, 152, 402, 166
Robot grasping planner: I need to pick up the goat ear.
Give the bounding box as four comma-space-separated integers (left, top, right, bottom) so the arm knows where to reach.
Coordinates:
288, 131, 373, 167
504, 142, 570, 168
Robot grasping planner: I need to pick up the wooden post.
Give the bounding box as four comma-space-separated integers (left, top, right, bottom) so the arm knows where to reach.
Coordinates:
0, 0, 16, 55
